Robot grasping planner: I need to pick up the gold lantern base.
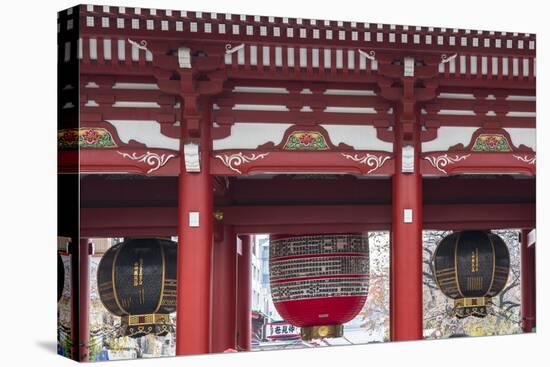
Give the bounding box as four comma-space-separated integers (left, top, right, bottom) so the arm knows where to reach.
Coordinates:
300, 324, 344, 340
454, 297, 491, 308
453, 297, 492, 318
120, 313, 174, 338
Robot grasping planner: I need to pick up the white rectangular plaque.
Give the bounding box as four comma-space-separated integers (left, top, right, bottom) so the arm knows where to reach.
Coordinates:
189, 212, 200, 227
404, 209, 413, 223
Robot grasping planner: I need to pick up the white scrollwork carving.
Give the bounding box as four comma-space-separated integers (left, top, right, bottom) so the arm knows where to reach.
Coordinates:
424, 154, 471, 174
117, 151, 176, 174
358, 49, 376, 61
215, 152, 270, 174
225, 43, 245, 55
513, 154, 536, 165
341, 153, 391, 174
128, 38, 149, 52
440, 53, 457, 64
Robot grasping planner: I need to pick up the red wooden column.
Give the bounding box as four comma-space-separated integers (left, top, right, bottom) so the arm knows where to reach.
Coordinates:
390, 104, 423, 341
236, 235, 253, 351
78, 238, 91, 362
176, 103, 214, 355
520, 229, 536, 332
211, 225, 238, 352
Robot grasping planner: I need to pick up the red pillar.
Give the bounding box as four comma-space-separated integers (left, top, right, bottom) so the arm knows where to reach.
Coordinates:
520, 229, 536, 332
236, 235, 252, 351
176, 106, 214, 355
390, 109, 423, 341
211, 225, 238, 352
78, 239, 91, 362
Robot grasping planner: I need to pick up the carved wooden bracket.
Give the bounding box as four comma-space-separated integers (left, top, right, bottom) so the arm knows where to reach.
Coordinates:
449, 127, 534, 153
257, 125, 353, 151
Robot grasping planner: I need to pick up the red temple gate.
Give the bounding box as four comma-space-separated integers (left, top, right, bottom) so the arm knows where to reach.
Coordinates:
58, 4, 536, 358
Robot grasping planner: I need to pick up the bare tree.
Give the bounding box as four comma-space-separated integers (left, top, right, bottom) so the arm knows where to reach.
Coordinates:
423, 230, 522, 338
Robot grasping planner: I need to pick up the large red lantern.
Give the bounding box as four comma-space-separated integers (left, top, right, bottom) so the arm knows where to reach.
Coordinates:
269, 233, 369, 340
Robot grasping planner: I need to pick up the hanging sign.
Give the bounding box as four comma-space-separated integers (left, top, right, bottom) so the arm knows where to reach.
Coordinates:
266, 321, 301, 340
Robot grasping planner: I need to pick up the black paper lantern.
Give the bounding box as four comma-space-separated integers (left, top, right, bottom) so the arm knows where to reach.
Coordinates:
433, 230, 510, 318
97, 238, 177, 337
57, 252, 65, 303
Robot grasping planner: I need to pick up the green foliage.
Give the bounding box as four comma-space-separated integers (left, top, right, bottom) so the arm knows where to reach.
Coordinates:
88, 335, 103, 362
59, 331, 72, 359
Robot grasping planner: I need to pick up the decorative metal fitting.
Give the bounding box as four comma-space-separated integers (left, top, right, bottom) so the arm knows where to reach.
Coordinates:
214, 209, 224, 221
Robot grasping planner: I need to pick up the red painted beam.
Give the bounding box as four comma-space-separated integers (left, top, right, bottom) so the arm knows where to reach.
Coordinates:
80, 207, 178, 237
423, 203, 535, 230
80, 106, 179, 122
83, 87, 392, 110
79, 75, 535, 100
79, 60, 535, 91
212, 110, 393, 125
77, 107, 534, 131
423, 114, 535, 128
80, 203, 535, 237
421, 152, 536, 176
233, 224, 380, 235
438, 85, 535, 97
426, 99, 535, 113
224, 80, 374, 91
437, 77, 535, 90
226, 69, 379, 84
227, 176, 391, 205
60, 149, 180, 176
78, 174, 534, 209
81, 87, 176, 103
66, 149, 396, 177
216, 92, 391, 109
212, 150, 394, 176
223, 205, 390, 227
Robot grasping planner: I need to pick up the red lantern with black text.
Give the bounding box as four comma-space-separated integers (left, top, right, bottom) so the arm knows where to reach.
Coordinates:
269, 233, 369, 340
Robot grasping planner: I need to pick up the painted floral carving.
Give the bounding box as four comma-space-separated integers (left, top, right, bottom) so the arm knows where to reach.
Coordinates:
81, 129, 100, 144
283, 131, 329, 151
471, 134, 512, 152
59, 129, 78, 147
58, 128, 117, 149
